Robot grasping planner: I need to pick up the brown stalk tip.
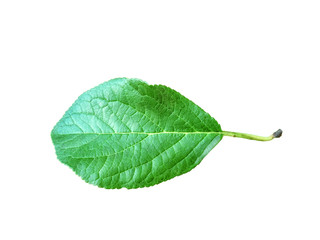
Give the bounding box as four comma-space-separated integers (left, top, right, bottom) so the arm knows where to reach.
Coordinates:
272, 129, 283, 138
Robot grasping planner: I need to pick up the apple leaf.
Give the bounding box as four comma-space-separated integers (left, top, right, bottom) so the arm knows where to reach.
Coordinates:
51, 78, 281, 189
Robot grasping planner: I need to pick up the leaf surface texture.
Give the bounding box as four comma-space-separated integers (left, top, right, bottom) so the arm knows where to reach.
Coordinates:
51, 78, 223, 188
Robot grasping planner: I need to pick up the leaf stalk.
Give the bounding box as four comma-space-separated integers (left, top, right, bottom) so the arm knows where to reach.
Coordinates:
222, 129, 282, 141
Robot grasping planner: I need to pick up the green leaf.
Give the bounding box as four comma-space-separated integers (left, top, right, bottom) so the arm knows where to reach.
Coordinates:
51, 78, 281, 189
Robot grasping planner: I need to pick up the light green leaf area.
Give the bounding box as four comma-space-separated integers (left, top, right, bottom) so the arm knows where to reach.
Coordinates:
51, 78, 223, 189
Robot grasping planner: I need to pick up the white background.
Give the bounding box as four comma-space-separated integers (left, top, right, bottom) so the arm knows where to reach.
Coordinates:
1, 1, 319, 239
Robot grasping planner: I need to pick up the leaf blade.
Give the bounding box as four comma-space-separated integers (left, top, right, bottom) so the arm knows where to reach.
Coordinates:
51, 78, 223, 189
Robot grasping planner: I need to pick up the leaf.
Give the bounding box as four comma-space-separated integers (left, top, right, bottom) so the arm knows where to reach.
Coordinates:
51, 78, 281, 189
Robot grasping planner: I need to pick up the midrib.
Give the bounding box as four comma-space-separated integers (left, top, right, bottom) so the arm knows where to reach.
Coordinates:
54, 131, 222, 136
